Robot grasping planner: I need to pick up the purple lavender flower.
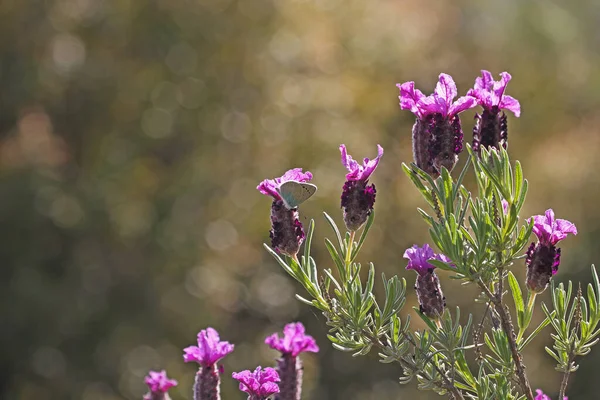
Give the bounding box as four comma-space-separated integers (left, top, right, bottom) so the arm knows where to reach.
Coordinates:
184, 328, 234, 400
526, 209, 577, 293
404, 244, 452, 319
265, 322, 319, 400
397, 73, 477, 178
534, 389, 568, 400
467, 70, 521, 154
257, 168, 313, 257
143, 370, 177, 400
184, 327, 235, 366
232, 367, 280, 400
339, 144, 383, 231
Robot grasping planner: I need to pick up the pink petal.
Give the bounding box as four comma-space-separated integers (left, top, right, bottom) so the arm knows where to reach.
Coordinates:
257, 179, 280, 198
339, 144, 360, 177
544, 209, 556, 225
493, 72, 512, 99
556, 219, 577, 235
397, 82, 426, 117
359, 144, 384, 181
418, 94, 445, 116
435, 73, 458, 109
499, 95, 521, 117
448, 95, 478, 116
475, 70, 494, 92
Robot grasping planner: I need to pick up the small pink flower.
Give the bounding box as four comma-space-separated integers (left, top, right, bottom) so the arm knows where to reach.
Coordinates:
397, 73, 476, 177
526, 210, 577, 293
232, 367, 280, 398
404, 244, 452, 276
265, 322, 319, 357
183, 327, 234, 367
467, 70, 521, 117
144, 370, 177, 397
339, 144, 383, 231
404, 244, 451, 319
340, 144, 384, 182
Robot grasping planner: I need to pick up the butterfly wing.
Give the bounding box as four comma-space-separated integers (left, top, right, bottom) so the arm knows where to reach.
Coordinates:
277, 181, 318, 209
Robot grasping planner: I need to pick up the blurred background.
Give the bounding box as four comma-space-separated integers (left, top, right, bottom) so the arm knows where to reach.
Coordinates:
1, 0, 599, 399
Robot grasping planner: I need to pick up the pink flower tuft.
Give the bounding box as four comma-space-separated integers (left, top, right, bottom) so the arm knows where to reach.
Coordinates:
265, 322, 319, 357
183, 327, 234, 367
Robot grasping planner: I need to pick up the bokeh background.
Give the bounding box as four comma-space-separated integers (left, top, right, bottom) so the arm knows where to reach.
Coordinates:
1, 0, 599, 399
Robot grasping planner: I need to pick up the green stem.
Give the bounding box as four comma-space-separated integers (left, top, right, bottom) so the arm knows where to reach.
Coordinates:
345, 230, 356, 267
291, 254, 300, 266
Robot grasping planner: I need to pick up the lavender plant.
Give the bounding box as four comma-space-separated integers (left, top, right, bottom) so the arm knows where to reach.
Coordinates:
259, 70, 599, 400
139, 70, 595, 400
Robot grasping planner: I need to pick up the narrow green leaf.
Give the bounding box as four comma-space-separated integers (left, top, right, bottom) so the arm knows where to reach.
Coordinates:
508, 271, 525, 315
263, 243, 297, 278
303, 219, 315, 270
323, 212, 344, 251
402, 163, 434, 207
351, 210, 375, 261
519, 313, 553, 350
325, 238, 345, 279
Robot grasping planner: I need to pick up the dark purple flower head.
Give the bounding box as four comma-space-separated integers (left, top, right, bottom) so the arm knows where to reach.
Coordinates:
340, 144, 384, 181
265, 322, 319, 357
526, 210, 577, 293
468, 71, 520, 153
534, 389, 567, 400
397, 74, 476, 177
397, 73, 477, 120
467, 70, 520, 117
258, 168, 313, 257
404, 244, 451, 319
404, 244, 452, 276
232, 367, 280, 399
144, 370, 178, 394
183, 327, 234, 367
339, 145, 383, 231
531, 209, 577, 246
257, 168, 313, 200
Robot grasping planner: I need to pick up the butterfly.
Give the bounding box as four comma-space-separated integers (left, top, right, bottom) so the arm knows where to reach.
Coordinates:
276, 181, 318, 210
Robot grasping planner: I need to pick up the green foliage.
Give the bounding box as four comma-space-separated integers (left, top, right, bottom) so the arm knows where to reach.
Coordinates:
543, 266, 600, 373
266, 145, 600, 400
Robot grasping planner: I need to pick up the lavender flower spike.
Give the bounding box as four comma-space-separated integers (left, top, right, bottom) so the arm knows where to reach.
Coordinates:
526, 209, 577, 293
232, 367, 280, 400
534, 389, 568, 400
397, 73, 477, 177
468, 70, 521, 153
265, 322, 319, 400
183, 327, 234, 400
339, 144, 383, 231
404, 244, 452, 319
257, 168, 313, 257
143, 370, 178, 400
